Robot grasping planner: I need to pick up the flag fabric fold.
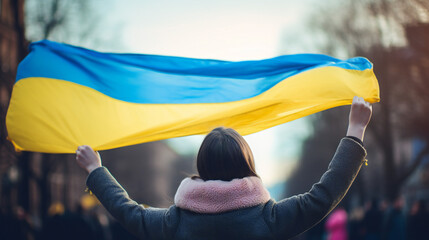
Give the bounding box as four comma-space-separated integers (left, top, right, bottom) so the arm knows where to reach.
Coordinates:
6, 40, 380, 153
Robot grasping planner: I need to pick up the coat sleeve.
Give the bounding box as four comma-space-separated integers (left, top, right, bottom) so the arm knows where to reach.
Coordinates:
86, 167, 179, 240
265, 137, 367, 239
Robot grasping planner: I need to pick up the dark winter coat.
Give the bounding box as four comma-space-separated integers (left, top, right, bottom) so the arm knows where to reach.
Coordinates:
86, 137, 367, 239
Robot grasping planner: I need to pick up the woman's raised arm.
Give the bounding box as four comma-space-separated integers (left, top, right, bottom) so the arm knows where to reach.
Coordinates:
75, 146, 178, 239
266, 96, 372, 239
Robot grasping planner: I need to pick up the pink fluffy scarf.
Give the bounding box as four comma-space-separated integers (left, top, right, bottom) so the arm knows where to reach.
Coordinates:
174, 176, 271, 214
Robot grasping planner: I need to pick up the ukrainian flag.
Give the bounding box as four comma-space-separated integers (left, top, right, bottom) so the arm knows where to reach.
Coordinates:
6, 40, 379, 153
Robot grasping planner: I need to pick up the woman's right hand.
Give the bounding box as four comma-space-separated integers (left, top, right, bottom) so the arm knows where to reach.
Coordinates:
346, 96, 372, 141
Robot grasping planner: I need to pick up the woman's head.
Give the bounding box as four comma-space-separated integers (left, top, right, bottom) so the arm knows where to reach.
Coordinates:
196, 127, 258, 181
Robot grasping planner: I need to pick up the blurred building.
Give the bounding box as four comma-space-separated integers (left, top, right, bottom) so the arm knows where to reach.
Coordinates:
404, 139, 429, 206
0, 0, 27, 213
0, 0, 25, 79
0, 0, 24, 132
396, 23, 429, 206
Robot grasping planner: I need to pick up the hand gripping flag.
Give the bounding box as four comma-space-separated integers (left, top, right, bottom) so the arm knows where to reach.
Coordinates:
6, 40, 380, 153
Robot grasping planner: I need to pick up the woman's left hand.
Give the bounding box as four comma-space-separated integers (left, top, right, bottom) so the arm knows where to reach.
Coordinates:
76, 145, 102, 174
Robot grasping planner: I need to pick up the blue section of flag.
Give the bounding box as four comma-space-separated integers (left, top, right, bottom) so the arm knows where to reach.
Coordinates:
16, 40, 373, 104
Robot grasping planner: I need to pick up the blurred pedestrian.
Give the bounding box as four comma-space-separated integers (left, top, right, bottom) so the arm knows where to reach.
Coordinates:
40, 202, 95, 240
325, 208, 348, 240
0, 206, 31, 240
362, 199, 383, 240
348, 206, 365, 240
381, 197, 406, 240
75, 96, 372, 239
406, 200, 429, 240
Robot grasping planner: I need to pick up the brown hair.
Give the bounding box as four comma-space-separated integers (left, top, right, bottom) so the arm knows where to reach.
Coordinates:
195, 127, 259, 181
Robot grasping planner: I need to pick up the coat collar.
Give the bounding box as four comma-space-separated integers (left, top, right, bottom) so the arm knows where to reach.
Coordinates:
174, 176, 271, 214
